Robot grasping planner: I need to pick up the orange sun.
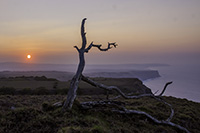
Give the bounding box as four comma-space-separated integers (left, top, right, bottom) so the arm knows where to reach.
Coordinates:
27, 54, 31, 59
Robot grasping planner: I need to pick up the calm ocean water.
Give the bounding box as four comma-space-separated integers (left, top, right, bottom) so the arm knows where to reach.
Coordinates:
1, 62, 199, 102
144, 64, 200, 103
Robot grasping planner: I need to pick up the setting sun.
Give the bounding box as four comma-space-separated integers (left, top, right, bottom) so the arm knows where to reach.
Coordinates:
27, 54, 31, 59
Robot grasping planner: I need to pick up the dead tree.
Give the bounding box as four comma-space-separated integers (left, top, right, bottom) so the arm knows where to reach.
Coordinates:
61, 18, 189, 133
80, 77, 189, 133
63, 18, 117, 110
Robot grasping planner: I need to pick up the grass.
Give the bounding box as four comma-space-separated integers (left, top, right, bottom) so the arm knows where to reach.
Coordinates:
0, 76, 199, 132
0, 77, 151, 95
0, 95, 200, 133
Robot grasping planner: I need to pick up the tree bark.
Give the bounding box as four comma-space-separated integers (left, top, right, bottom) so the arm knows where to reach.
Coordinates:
62, 18, 117, 110
60, 18, 189, 132
81, 75, 172, 99
62, 18, 87, 110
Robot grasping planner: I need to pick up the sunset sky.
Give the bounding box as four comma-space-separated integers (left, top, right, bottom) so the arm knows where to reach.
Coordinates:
0, 0, 200, 65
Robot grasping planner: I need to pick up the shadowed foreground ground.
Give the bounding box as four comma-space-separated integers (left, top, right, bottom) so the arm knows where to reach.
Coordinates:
0, 95, 200, 133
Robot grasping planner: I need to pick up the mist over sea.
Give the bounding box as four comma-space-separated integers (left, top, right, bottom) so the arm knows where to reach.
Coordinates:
144, 63, 200, 103
0, 62, 199, 102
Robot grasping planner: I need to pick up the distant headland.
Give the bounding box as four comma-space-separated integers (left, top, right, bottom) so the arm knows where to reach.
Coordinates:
0, 62, 167, 81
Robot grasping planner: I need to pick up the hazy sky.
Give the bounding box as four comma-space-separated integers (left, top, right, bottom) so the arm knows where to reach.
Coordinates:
0, 0, 200, 65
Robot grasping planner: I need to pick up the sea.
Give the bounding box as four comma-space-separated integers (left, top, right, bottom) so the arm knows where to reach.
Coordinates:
0, 62, 199, 102
144, 63, 200, 103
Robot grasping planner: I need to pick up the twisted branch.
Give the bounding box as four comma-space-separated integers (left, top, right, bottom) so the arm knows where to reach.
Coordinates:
81, 75, 171, 99
80, 75, 189, 132
74, 46, 80, 53
158, 81, 173, 96
61, 18, 189, 132
85, 42, 117, 53
112, 108, 189, 133
80, 100, 188, 133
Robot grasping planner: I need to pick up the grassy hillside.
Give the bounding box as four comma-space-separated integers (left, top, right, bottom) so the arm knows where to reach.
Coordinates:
0, 76, 199, 132
0, 95, 200, 133
0, 77, 151, 95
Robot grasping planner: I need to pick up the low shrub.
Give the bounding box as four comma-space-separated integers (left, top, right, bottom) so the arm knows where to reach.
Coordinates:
33, 87, 49, 95
0, 87, 16, 95
55, 88, 68, 95
19, 88, 33, 95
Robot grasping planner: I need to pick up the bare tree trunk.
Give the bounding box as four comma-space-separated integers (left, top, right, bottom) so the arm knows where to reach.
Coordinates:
59, 18, 189, 132
62, 18, 87, 110
62, 18, 117, 110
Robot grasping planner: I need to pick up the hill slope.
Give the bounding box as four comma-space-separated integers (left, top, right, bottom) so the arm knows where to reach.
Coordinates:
0, 95, 199, 133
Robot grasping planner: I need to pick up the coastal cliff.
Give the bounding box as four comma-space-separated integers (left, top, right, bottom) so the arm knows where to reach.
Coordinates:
0, 69, 160, 81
